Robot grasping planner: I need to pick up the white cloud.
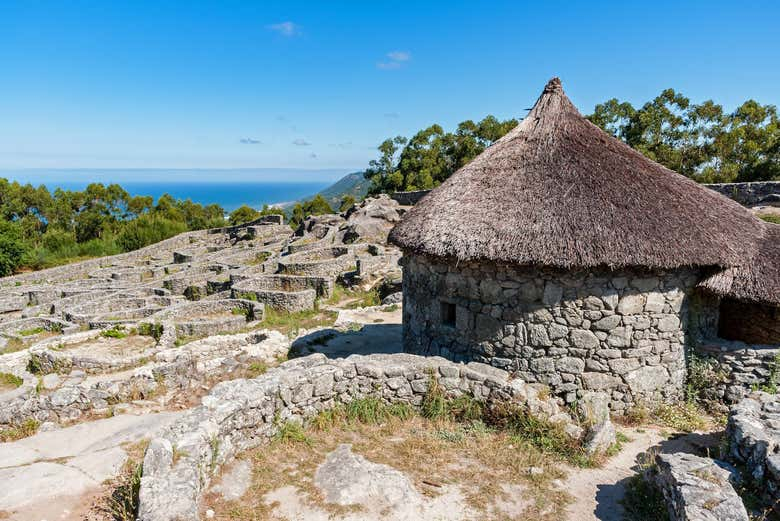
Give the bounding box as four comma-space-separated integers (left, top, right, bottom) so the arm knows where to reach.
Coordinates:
292, 138, 311, 146
387, 51, 410, 62
267, 21, 300, 37
377, 51, 411, 70
239, 138, 261, 145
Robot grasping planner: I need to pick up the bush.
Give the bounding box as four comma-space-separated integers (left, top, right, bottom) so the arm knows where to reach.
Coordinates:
117, 215, 187, 252
0, 221, 27, 276
229, 205, 260, 226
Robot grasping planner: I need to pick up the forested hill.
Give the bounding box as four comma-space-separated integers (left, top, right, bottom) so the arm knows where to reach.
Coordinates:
281, 171, 369, 212
316, 171, 370, 209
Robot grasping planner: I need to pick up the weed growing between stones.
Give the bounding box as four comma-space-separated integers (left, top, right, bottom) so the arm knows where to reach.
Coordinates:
273, 420, 311, 445
1, 337, 26, 354
101, 325, 129, 339
0, 372, 23, 390
18, 326, 45, 336
325, 284, 380, 308
755, 352, 780, 394
95, 440, 148, 521
245, 361, 268, 378
137, 322, 164, 342
653, 402, 708, 433
621, 474, 669, 521
262, 306, 337, 337
620, 449, 669, 521
0, 418, 40, 442
686, 353, 727, 403
204, 396, 573, 520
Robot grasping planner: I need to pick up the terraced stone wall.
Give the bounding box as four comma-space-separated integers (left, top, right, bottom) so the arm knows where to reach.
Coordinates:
401, 254, 701, 412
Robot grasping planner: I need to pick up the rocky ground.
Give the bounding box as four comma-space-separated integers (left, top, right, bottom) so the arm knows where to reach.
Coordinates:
0, 194, 777, 521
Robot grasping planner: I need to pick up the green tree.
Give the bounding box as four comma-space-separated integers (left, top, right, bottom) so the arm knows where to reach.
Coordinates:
229, 205, 261, 226
117, 215, 188, 251
0, 221, 27, 276
289, 195, 334, 228
339, 195, 356, 212
587, 89, 779, 182
364, 115, 517, 194
258, 204, 285, 217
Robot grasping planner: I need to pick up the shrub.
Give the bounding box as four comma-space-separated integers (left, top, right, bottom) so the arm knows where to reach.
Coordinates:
101, 326, 128, 339
117, 215, 187, 252
0, 221, 27, 276
229, 205, 260, 226
137, 322, 164, 342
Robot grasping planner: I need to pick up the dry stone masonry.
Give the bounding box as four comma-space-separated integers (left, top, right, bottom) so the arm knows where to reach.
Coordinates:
651, 452, 748, 521
727, 391, 780, 510
138, 352, 584, 521
401, 255, 696, 411
0, 197, 404, 433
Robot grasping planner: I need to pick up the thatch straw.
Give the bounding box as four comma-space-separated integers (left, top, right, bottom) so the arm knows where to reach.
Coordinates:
700, 223, 780, 306
389, 78, 765, 270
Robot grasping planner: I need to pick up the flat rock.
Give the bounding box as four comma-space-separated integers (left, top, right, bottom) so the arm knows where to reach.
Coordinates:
654, 452, 748, 521
210, 459, 252, 501
306, 444, 472, 520
0, 412, 182, 516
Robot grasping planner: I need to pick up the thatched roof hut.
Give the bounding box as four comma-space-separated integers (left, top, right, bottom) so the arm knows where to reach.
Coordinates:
389, 78, 765, 270
700, 223, 780, 307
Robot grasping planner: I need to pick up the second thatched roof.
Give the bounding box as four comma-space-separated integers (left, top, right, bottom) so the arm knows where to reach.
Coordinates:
699, 223, 780, 307
389, 78, 765, 270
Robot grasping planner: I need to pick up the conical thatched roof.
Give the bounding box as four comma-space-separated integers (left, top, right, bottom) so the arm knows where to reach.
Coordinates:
389, 78, 765, 270
699, 223, 780, 306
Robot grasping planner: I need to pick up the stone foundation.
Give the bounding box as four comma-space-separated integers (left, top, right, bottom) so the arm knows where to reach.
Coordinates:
401, 254, 700, 411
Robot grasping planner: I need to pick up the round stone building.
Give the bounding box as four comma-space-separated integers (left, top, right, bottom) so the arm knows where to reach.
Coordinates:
388, 78, 771, 412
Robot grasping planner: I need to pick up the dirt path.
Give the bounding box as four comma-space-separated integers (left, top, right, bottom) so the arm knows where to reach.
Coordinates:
564, 426, 720, 520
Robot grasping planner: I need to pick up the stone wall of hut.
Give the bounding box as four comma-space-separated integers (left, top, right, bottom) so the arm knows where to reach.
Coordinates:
401, 254, 701, 412
689, 293, 780, 403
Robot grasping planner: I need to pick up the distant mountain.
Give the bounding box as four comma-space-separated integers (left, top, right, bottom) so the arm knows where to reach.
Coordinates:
317, 171, 370, 209
279, 171, 369, 211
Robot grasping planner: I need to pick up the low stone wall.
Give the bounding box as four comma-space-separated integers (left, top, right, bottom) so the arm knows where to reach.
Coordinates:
0, 317, 79, 338
0, 230, 205, 288
138, 352, 582, 521
390, 190, 431, 206
401, 254, 697, 412
727, 392, 780, 509
231, 278, 318, 313
230, 274, 333, 299
695, 339, 779, 403
651, 452, 748, 521
146, 299, 263, 339
704, 181, 780, 206
0, 330, 288, 428
277, 246, 356, 278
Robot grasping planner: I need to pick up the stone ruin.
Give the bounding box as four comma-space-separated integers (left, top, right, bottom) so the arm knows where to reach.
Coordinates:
137, 352, 584, 520
0, 192, 778, 521
0, 196, 404, 432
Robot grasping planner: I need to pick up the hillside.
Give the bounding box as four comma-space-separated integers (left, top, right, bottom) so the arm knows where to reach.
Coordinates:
280, 171, 369, 211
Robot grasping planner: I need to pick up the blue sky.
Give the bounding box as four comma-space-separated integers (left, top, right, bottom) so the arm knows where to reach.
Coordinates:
0, 0, 778, 179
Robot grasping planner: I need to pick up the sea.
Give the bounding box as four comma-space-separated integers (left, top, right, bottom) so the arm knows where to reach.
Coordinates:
0, 169, 348, 211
